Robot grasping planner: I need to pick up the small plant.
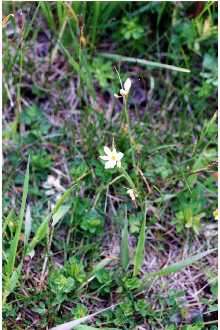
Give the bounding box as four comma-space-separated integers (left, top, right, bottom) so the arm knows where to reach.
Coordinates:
90, 58, 114, 89
120, 17, 144, 40
80, 210, 103, 234
71, 304, 88, 318
49, 270, 75, 304
173, 208, 205, 234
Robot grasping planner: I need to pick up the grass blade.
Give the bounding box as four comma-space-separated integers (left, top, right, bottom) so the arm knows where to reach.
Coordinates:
99, 53, 191, 73
75, 326, 120, 330
5, 156, 30, 276
53, 171, 90, 214
143, 248, 217, 281
52, 204, 71, 227
27, 172, 91, 255
120, 210, 129, 271
40, 2, 56, 32
133, 203, 148, 276
91, 256, 118, 275
3, 156, 30, 303
49, 304, 118, 330
3, 263, 22, 305
24, 203, 32, 246
3, 209, 14, 234
77, 257, 117, 291
26, 215, 49, 255
91, 2, 100, 46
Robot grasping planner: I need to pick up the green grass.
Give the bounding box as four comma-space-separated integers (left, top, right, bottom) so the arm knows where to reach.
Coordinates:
3, 2, 217, 329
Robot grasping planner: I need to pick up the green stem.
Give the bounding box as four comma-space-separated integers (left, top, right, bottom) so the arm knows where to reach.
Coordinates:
124, 97, 136, 170
120, 167, 136, 190
14, 33, 24, 138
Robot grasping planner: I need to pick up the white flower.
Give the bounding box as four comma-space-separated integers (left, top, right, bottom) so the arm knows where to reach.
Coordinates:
114, 78, 132, 98
127, 188, 138, 201
120, 78, 132, 96
99, 146, 124, 169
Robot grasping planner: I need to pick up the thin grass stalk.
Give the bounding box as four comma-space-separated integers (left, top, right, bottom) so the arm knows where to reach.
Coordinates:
100, 53, 191, 73
123, 97, 136, 170
14, 28, 24, 137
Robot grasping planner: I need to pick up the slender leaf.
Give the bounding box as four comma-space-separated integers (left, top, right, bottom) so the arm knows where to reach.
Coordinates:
53, 185, 75, 214
26, 216, 49, 255
3, 209, 14, 233
5, 156, 30, 276
120, 213, 129, 271
49, 304, 118, 330
40, 3, 56, 31
24, 203, 32, 246
91, 2, 100, 46
52, 204, 71, 227
91, 256, 118, 275
3, 263, 22, 304
75, 326, 119, 330
53, 171, 90, 214
143, 248, 217, 282
99, 53, 191, 73
133, 216, 146, 276
78, 256, 118, 291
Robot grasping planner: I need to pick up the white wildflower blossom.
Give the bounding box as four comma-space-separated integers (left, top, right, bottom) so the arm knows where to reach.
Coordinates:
114, 77, 132, 98
99, 146, 124, 169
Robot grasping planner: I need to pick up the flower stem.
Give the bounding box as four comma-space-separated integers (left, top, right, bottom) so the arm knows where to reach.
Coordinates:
124, 97, 136, 170
120, 167, 136, 190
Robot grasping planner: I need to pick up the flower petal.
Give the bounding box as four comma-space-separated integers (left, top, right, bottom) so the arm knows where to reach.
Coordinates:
112, 148, 118, 157
105, 160, 116, 169
124, 78, 132, 92
99, 155, 110, 161
117, 152, 124, 160
104, 146, 112, 156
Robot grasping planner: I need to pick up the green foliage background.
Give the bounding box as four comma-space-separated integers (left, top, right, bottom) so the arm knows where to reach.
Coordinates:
3, 2, 217, 329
